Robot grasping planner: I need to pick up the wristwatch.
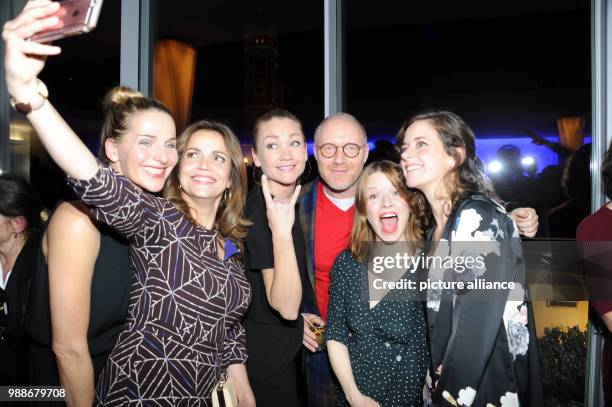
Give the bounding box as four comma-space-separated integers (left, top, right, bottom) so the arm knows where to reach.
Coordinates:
9, 79, 49, 114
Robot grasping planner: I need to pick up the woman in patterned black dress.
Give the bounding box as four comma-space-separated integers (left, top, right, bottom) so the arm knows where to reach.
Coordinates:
326, 161, 429, 407
4, 3, 255, 405
396, 111, 544, 407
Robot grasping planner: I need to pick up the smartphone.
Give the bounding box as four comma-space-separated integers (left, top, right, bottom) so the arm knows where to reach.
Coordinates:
30, 0, 104, 43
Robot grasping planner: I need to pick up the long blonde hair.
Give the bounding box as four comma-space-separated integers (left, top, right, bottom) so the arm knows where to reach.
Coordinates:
351, 160, 429, 262
164, 120, 250, 256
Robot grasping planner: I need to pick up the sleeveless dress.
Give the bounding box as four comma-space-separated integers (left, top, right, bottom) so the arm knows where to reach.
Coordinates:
25, 218, 130, 390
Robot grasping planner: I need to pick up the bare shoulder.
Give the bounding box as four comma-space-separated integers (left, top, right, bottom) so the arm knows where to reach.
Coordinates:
46, 201, 101, 258
48, 201, 99, 235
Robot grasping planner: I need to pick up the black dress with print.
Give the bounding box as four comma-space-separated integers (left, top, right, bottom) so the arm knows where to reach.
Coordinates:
325, 250, 429, 407
425, 195, 544, 407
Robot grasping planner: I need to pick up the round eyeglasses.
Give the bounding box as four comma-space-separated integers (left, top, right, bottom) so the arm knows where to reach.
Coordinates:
318, 143, 365, 158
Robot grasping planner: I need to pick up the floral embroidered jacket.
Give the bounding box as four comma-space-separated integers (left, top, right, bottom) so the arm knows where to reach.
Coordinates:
425, 195, 544, 407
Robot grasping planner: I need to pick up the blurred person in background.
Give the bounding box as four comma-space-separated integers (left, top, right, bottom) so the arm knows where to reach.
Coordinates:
548, 144, 592, 238
0, 175, 45, 385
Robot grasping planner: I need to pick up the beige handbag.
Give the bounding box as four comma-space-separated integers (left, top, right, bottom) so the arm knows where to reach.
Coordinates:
211, 373, 238, 407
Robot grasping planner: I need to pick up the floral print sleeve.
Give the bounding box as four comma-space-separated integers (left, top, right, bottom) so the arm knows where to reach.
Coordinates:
66, 163, 167, 241
430, 196, 541, 407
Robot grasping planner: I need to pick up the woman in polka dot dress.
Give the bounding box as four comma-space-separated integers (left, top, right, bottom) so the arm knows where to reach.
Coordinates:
325, 161, 429, 407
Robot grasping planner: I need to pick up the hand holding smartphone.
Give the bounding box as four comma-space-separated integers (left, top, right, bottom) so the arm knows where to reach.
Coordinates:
30, 0, 104, 43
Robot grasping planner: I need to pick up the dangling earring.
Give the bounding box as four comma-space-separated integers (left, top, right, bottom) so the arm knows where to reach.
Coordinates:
222, 188, 232, 205
300, 159, 312, 183
252, 166, 262, 187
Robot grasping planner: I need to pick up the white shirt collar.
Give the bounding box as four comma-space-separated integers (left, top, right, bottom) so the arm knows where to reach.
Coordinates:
0, 262, 10, 291
323, 187, 355, 211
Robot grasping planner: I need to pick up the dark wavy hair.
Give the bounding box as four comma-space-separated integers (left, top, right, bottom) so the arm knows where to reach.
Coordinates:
395, 110, 497, 213
0, 175, 46, 235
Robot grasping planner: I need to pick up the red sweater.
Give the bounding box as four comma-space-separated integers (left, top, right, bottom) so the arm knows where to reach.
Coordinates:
314, 182, 354, 321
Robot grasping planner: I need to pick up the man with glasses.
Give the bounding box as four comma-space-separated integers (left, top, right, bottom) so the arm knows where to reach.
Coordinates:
298, 113, 368, 407
298, 113, 539, 406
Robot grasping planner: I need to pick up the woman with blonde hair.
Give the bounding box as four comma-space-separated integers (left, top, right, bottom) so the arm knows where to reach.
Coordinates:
326, 160, 429, 406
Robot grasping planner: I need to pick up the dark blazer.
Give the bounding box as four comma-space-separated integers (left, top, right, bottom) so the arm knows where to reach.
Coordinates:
0, 229, 42, 385
5, 229, 42, 341
297, 179, 319, 315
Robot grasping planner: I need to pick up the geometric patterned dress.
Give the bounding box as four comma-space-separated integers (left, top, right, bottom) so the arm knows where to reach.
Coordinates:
68, 165, 251, 406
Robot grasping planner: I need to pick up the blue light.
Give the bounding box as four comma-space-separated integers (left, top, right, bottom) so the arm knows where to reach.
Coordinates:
306, 133, 592, 175
475, 135, 591, 172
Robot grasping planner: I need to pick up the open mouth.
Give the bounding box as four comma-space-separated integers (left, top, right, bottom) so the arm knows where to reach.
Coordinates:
380, 212, 399, 233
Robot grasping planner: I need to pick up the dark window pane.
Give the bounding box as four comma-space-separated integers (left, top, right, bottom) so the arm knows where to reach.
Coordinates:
153, 0, 323, 144
10, 0, 121, 207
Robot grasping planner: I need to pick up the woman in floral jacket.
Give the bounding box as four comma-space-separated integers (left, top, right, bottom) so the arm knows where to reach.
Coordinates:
396, 110, 544, 407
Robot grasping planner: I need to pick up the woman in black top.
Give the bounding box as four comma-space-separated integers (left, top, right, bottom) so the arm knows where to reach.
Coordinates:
245, 109, 310, 406
0, 175, 45, 386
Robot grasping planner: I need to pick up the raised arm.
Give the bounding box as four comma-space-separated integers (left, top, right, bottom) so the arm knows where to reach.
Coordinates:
3, 1, 98, 180
251, 176, 303, 320
47, 202, 99, 407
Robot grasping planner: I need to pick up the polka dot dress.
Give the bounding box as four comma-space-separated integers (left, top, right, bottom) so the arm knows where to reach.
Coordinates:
325, 250, 429, 407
